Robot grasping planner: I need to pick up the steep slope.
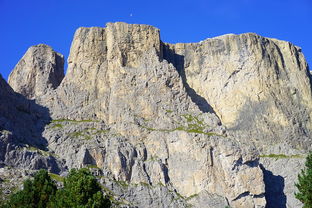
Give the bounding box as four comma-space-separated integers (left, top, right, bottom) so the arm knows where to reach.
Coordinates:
164, 34, 312, 149
163, 33, 312, 207
2, 22, 312, 208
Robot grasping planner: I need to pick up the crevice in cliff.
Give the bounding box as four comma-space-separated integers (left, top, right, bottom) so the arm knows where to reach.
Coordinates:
232, 191, 250, 201
162, 43, 218, 115
259, 164, 286, 208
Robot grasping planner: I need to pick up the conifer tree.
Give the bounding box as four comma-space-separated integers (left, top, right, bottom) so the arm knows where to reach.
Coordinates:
295, 152, 312, 208
49, 168, 111, 208
2, 169, 57, 208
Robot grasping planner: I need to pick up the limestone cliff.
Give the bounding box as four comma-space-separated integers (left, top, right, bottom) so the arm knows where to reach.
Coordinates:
1, 22, 311, 208
8, 44, 64, 99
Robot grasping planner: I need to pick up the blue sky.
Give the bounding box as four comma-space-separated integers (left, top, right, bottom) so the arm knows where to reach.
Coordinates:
0, 0, 311, 80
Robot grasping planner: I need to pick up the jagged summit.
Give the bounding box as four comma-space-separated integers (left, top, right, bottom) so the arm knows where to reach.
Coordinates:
8, 44, 64, 99
1, 22, 312, 208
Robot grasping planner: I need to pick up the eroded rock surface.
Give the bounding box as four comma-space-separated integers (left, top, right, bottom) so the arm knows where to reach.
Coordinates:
8, 44, 64, 99
1, 22, 312, 208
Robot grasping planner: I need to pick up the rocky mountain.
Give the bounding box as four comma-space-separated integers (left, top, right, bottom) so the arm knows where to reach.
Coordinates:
1, 22, 311, 208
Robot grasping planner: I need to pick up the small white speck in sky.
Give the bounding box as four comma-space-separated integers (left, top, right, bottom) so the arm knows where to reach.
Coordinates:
130, 13, 133, 17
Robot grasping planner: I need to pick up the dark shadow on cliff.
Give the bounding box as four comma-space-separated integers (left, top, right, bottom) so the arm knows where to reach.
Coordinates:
0, 74, 61, 173
162, 44, 218, 114
260, 164, 286, 208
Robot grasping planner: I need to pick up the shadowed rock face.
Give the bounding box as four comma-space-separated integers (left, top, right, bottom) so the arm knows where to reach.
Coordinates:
2, 22, 312, 208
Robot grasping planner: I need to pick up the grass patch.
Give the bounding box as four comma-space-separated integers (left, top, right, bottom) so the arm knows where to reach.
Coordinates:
139, 182, 150, 187
186, 194, 199, 201
25, 146, 57, 157
86, 164, 100, 169
260, 154, 304, 159
69, 131, 92, 140
48, 173, 64, 182
51, 123, 63, 128
115, 180, 129, 188
140, 113, 222, 137
94, 129, 109, 134
175, 191, 185, 200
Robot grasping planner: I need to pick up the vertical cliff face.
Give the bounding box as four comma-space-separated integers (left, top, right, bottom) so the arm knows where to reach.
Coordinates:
8, 44, 64, 99
2, 22, 312, 208
164, 33, 312, 149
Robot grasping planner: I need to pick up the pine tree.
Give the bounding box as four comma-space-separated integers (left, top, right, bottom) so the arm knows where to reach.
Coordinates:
49, 168, 111, 208
2, 169, 57, 208
295, 152, 312, 208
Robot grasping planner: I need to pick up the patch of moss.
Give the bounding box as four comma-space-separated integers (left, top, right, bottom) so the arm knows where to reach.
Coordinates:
175, 191, 185, 200
69, 131, 92, 140
182, 114, 204, 126
94, 129, 109, 134
115, 180, 129, 188
51, 123, 63, 128
166, 110, 173, 113
260, 154, 304, 159
139, 182, 150, 187
86, 164, 100, 169
140, 113, 223, 137
186, 194, 199, 201
48, 173, 64, 182
25, 146, 57, 157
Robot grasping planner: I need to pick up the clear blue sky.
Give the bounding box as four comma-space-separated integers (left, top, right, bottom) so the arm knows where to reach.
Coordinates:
1, 0, 311, 80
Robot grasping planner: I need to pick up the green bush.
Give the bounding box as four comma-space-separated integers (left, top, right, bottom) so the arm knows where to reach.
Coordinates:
2, 169, 57, 208
49, 168, 110, 208
2, 169, 111, 208
295, 152, 312, 208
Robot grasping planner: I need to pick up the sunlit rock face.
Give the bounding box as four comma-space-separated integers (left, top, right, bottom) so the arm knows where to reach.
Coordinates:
8, 44, 64, 99
2, 22, 312, 207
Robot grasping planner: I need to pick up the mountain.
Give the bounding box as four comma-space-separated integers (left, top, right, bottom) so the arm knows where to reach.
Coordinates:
1, 22, 311, 208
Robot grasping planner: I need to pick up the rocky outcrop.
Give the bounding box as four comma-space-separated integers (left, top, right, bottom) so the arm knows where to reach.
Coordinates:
1, 22, 312, 208
0, 74, 63, 173
8, 44, 64, 99
163, 33, 312, 207
164, 33, 312, 149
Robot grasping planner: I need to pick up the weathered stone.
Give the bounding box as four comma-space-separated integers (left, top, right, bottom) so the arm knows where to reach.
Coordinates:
3, 22, 312, 208
8, 44, 64, 99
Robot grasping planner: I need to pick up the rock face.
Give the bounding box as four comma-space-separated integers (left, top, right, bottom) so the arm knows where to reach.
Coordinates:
1, 22, 312, 208
165, 34, 312, 149
8, 44, 64, 99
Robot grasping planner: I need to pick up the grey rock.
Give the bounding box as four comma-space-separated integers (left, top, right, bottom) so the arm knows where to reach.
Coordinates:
8, 44, 64, 99
2, 22, 312, 208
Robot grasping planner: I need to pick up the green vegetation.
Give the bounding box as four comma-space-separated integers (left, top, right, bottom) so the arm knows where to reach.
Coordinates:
86, 164, 100, 169
260, 154, 304, 159
51, 123, 63, 128
141, 113, 222, 137
295, 152, 312, 207
115, 180, 129, 188
1, 169, 57, 208
1, 169, 111, 208
69, 131, 92, 140
50, 169, 110, 208
23, 146, 57, 158
186, 194, 198, 201
48, 173, 64, 182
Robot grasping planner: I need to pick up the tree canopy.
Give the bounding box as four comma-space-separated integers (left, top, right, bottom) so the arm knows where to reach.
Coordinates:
1, 168, 111, 208
295, 152, 312, 208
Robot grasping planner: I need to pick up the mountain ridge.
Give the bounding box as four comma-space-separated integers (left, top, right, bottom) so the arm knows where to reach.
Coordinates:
1, 22, 311, 208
